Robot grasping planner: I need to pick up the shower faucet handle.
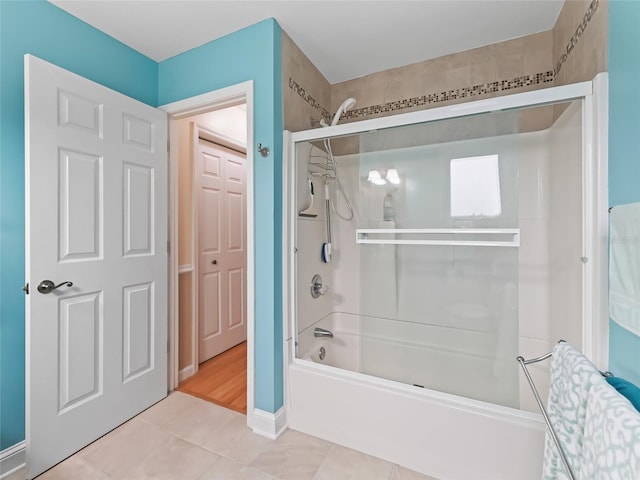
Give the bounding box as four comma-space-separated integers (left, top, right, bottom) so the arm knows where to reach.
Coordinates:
310, 274, 328, 298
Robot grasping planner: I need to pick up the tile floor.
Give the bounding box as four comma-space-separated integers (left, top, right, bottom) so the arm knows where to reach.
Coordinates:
6, 392, 438, 480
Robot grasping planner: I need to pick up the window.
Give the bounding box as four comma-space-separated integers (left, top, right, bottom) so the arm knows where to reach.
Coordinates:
450, 154, 501, 217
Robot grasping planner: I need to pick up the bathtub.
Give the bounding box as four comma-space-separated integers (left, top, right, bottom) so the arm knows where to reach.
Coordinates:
286, 312, 545, 480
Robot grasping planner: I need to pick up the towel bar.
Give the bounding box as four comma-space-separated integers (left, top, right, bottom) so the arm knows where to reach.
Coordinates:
517, 342, 576, 480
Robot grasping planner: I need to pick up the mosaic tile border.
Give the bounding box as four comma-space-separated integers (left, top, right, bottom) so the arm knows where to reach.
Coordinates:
290, 71, 554, 124
554, 0, 600, 77
288, 78, 331, 121
341, 71, 554, 121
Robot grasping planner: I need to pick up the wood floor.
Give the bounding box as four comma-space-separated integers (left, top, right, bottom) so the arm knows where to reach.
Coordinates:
177, 341, 247, 414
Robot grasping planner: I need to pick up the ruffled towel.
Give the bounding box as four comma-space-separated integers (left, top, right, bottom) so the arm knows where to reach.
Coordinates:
542, 342, 640, 479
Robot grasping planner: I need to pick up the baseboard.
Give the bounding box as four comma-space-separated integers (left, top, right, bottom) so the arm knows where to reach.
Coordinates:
178, 365, 196, 383
250, 407, 287, 440
0, 441, 25, 479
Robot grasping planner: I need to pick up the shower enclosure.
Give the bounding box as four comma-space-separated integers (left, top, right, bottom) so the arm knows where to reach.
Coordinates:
284, 77, 608, 480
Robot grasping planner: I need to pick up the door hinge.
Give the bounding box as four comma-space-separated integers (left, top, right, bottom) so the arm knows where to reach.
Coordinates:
23, 282, 29, 295
167, 240, 170, 254
167, 139, 170, 153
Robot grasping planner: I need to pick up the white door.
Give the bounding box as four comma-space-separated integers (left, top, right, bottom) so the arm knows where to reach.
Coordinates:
196, 138, 247, 363
25, 55, 167, 479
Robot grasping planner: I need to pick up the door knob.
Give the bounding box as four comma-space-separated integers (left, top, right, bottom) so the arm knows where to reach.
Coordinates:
211, 260, 217, 265
37, 280, 73, 294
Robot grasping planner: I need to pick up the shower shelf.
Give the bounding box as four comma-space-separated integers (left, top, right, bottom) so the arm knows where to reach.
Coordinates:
355, 228, 520, 247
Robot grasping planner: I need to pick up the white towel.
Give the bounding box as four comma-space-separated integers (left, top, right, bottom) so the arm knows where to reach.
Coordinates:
609, 203, 640, 337
543, 342, 640, 479
543, 342, 603, 479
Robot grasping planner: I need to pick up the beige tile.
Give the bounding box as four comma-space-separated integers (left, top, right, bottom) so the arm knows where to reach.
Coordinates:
37, 456, 111, 480
200, 414, 273, 464
552, 0, 607, 87
312, 445, 393, 480
79, 417, 173, 478
137, 390, 199, 425
420, 70, 447, 99
389, 464, 440, 480
198, 456, 276, 480
249, 430, 331, 480
143, 394, 237, 446
444, 65, 471, 91
433, 50, 471, 71
383, 79, 419, 104
120, 436, 218, 480
523, 31, 553, 74
351, 85, 384, 111
470, 54, 497, 86
282, 31, 331, 133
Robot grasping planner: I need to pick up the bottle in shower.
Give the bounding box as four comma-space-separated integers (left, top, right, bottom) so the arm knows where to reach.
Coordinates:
383, 193, 395, 221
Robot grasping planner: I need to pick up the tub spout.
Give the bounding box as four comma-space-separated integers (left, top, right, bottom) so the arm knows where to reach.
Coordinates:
314, 327, 334, 338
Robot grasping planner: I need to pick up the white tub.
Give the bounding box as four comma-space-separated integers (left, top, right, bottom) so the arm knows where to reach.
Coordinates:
286, 312, 545, 480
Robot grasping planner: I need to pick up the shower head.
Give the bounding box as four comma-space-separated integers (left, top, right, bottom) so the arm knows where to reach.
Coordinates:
330, 97, 357, 126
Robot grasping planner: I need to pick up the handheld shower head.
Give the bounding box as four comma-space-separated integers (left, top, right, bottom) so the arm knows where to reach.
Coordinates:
331, 97, 357, 126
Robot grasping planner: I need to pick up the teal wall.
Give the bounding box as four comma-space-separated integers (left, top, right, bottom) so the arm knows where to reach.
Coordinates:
158, 19, 284, 413
608, 0, 640, 385
0, 0, 158, 451
0, 0, 284, 451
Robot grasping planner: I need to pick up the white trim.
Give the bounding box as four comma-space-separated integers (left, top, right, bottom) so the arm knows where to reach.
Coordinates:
167, 113, 180, 392
290, 80, 593, 144
178, 365, 196, 383
160, 79, 256, 428
189, 123, 200, 378
0, 442, 25, 479
282, 130, 293, 344
161, 84, 248, 119
250, 407, 287, 440
197, 125, 247, 154
583, 72, 609, 368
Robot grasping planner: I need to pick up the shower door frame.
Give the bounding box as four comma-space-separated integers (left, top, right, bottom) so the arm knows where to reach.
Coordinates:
284, 72, 609, 383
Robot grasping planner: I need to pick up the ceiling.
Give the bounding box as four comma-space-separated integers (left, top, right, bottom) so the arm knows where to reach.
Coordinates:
49, 0, 564, 84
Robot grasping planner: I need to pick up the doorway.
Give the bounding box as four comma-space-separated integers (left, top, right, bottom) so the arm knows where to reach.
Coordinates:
162, 82, 256, 425
174, 106, 248, 413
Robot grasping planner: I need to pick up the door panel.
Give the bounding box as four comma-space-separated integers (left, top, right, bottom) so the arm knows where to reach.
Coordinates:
122, 282, 154, 381
59, 150, 102, 261
124, 163, 154, 256
197, 139, 247, 363
227, 192, 243, 251
201, 187, 221, 252
58, 292, 102, 412
228, 267, 244, 329
25, 55, 168, 479
201, 272, 222, 339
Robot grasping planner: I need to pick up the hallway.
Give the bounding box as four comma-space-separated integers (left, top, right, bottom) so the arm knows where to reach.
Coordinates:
178, 342, 247, 414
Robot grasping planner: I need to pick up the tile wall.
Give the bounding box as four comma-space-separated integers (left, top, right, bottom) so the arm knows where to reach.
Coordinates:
553, 0, 608, 87
282, 32, 331, 132
330, 30, 554, 123
282, 0, 607, 128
